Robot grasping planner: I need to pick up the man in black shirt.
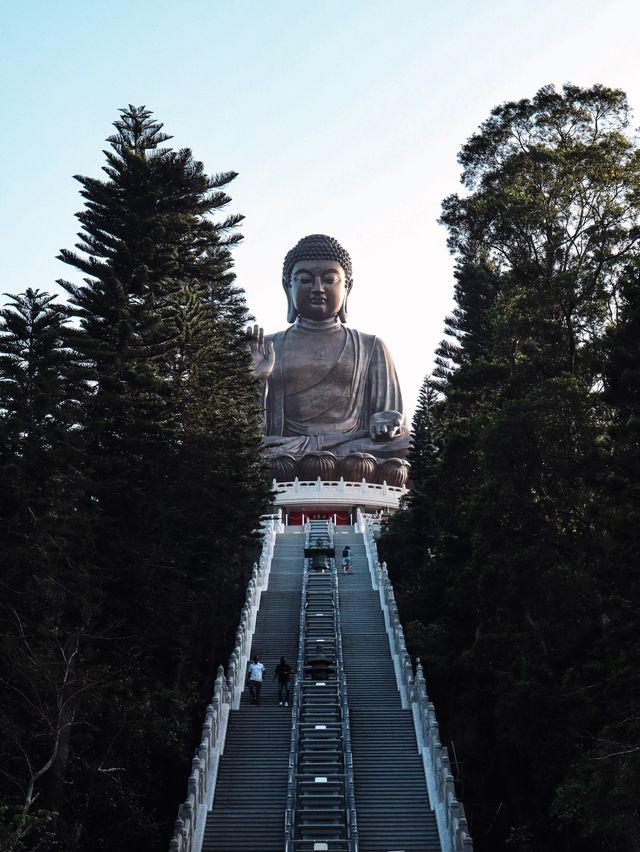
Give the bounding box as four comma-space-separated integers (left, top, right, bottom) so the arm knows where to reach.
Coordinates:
274, 656, 292, 706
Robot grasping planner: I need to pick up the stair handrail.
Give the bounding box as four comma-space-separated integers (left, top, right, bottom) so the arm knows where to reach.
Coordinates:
286, 520, 357, 849
356, 511, 473, 852
169, 516, 278, 852
285, 517, 329, 849
332, 530, 359, 852
284, 546, 308, 851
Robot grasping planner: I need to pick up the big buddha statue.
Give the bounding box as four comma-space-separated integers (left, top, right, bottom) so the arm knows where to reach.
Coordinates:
247, 234, 410, 482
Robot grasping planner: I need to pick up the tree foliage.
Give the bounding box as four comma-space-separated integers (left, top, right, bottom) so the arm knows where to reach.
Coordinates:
0, 107, 269, 850
384, 84, 640, 851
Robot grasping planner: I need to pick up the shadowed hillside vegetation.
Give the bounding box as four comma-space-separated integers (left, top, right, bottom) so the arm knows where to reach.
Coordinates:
0, 106, 270, 851
381, 84, 640, 852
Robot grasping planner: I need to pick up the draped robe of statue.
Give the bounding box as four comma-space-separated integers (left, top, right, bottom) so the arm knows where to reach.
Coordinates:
261, 317, 410, 459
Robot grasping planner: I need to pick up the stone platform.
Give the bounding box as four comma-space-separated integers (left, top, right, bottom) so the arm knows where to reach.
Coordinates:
271, 476, 407, 514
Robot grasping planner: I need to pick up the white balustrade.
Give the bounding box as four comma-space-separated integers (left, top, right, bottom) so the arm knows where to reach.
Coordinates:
272, 476, 407, 511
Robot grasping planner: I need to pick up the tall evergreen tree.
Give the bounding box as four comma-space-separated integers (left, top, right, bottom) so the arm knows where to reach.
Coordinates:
380, 377, 443, 622
54, 105, 269, 850
0, 106, 270, 851
0, 289, 93, 847
408, 377, 441, 488
0, 289, 85, 473
432, 260, 501, 397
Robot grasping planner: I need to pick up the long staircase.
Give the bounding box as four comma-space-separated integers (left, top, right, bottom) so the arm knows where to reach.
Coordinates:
199, 523, 449, 852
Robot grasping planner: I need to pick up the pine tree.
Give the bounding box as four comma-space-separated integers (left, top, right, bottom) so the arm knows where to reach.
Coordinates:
432, 260, 501, 398
408, 376, 440, 488
0, 289, 93, 844
56, 104, 256, 644
0, 289, 84, 470
49, 106, 269, 849
379, 377, 445, 630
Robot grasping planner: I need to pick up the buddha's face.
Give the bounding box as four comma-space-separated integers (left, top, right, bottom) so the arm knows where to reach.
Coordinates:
289, 259, 349, 321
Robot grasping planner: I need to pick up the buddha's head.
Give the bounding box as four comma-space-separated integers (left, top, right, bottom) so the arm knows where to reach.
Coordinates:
282, 234, 353, 324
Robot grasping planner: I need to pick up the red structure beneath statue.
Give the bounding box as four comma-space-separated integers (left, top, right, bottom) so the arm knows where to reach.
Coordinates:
286, 510, 352, 526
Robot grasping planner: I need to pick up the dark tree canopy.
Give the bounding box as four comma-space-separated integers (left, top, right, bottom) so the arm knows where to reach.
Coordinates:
384, 84, 640, 852
0, 106, 269, 851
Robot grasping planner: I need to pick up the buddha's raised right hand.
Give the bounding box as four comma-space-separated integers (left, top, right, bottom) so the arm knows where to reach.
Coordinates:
245, 324, 275, 381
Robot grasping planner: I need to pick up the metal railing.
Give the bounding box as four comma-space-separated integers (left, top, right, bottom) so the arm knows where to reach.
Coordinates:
355, 510, 473, 852
169, 516, 278, 852
333, 554, 359, 851
285, 520, 358, 852
284, 547, 308, 848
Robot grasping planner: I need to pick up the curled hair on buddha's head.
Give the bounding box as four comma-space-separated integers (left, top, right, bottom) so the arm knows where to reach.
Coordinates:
282, 234, 353, 323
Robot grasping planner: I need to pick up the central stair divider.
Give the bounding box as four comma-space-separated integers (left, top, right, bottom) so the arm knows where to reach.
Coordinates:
284, 521, 359, 852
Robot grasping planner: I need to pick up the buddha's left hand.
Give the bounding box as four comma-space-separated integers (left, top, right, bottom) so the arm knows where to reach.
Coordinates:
369, 410, 403, 440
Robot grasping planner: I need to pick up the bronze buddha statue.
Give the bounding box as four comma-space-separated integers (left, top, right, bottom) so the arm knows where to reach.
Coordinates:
247, 234, 410, 471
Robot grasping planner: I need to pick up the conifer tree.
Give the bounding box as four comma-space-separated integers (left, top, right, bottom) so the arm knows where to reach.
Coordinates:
408, 377, 440, 488
0, 289, 84, 467
0, 289, 93, 844
380, 376, 444, 626
49, 106, 268, 849
432, 260, 501, 397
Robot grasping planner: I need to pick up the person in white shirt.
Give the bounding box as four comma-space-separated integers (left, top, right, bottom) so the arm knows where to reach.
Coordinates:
247, 655, 265, 705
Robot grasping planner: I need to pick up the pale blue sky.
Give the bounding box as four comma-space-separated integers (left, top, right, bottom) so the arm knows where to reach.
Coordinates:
2, 0, 639, 413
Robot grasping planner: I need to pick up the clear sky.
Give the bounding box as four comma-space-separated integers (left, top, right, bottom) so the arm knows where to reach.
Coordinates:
2, 0, 639, 415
